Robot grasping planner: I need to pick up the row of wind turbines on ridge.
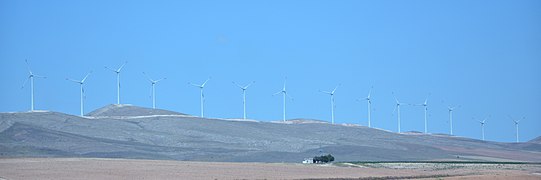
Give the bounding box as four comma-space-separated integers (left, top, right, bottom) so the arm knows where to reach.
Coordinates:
21, 60, 524, 142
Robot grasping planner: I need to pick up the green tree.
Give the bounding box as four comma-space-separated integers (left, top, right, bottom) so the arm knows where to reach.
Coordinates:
313, 154, 334, 163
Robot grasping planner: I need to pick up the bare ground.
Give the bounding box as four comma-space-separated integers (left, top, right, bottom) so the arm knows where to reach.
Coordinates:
1, 158, 540, 180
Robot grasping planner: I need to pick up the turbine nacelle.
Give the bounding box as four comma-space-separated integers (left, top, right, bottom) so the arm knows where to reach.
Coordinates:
143, 72, 166, 85
67, 71, 92, 85
320, 85, 340, 96
105, 61, 127, 74
233, 81, 255, 91
190, 77, 211, 89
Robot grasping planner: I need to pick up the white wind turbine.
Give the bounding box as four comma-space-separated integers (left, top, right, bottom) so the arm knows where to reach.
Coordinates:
105, 61, 127, 104
143, 72, 166, 109
273, 79, 293, 122
509, 116, 524, 143
412, 96, 429, 133
447, 106, 459, 135
478, 117, 488, 141
365, 87, 372, 128
21, 59, 46, 111
320, 85, 339, 124
233, 81, 255, 120
66, 71, 92, 116
392, 93, 403, 133
190, 78, 210, 117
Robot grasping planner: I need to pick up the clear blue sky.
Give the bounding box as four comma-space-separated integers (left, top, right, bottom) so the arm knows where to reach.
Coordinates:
1, 0, 540, 142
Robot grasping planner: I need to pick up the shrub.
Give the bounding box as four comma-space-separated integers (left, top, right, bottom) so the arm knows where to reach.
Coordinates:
314, 154, 334, 163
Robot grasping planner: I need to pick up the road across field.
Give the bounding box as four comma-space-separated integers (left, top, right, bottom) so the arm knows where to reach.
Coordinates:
1, 158, 540, 180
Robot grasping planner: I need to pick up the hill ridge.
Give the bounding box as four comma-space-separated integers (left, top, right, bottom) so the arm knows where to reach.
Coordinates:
1, 105, 541, 162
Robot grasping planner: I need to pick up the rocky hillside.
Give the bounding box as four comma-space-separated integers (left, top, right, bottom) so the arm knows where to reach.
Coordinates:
1, 105, 540, 162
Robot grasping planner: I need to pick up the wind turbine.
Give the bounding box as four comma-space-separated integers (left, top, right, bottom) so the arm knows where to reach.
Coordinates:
66, 71, 92, 116
365, 87, 372, 128
105, 61, 127, 104
478, 117, 488, 141
447, 106, 459, 135
392, 93, 403, 133
412, 96, 429, 133
320, 85, 339, 124
509, 116, 524, 143
21, 59, 46, 111
233, 81, 255, 120
190, 78, 210, 117
143, 72, 166, 109
273, 79, 293, 122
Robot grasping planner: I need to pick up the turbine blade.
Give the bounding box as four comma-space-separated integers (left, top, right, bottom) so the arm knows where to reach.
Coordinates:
286, 93, 294, 101
201, 78, 210, 87
232, 82, 243, 89
81, 71, 92, 83
189, 83, 201, 87
331, 85, 339, 94
21, 77, 30, 89
142, 72, 154, 83
272, 91, 281, 96
24, 59, 33, 74
105, 66, 117, 72
319, 90, 331, 94
117, 61, 127, 72
149, 84, 153, 99
66, 78, 81, 83
155, 78, 166, 83
244, 81, 255, 89
33, 74, 46, 78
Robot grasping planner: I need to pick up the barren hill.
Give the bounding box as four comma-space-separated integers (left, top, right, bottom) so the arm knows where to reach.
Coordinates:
86, 104, 186, 117
1, 105, 540, 162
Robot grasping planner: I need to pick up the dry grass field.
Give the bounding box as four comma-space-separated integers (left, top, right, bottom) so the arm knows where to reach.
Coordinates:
1, 158, 540, 180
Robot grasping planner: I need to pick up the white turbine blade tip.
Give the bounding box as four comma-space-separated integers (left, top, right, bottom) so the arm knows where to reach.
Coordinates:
202, 78, 210, 87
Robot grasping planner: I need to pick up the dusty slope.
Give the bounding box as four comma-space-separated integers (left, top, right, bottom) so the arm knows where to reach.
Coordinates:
1, 105, 540, 162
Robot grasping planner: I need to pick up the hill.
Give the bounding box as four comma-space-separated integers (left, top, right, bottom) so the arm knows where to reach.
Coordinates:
86, 104, 186, 117
1, 105, 540, 162
529, 136, 541, 144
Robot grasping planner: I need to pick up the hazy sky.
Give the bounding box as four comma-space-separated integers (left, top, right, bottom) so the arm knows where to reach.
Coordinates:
1, 0, 540, 142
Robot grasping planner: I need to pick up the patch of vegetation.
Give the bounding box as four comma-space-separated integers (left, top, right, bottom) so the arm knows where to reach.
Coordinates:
314, 154, 335, 163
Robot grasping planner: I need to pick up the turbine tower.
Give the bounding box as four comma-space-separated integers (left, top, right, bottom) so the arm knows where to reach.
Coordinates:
509, 116, 524, 143
190, 78, 210, 117
365, 87, 372, 128
320, 85, 339, 124
412, 96, 429, 133
67, 71, 92, 116
448, 106, 457, 135
22, 59, 46, 111
233, 81, 254, 120
392, 96, 403, 133
478, 117, 488, 141
273, 79, 293, 122
105, 61, 127, 104
422, 98, 428, 133
143, 72, 166, 109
